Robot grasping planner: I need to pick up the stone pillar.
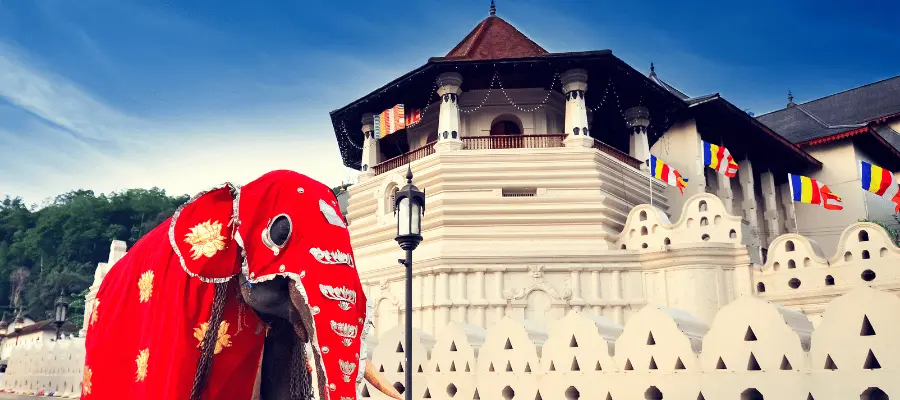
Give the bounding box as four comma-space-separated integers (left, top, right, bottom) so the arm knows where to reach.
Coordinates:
780, 183, 799, 233
625, 106, 651, 171
359, 113, 379, 181
717, 172, 735, 214
473, 270, 488, 328
413, 274, 423, 330
455, 272, 468, 324
561, 69, 593, 148
738, 160, 761, 244
590, 270, 602, 315
760, 171, 782, 237
493, 271, 505, 323
569, 270, 584, 312
611, 270, 624, 324
434, 72, 464, 152
434, 271, 451, 329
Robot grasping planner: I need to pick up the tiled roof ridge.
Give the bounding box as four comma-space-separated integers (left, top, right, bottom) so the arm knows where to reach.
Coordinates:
757, 74, 900, 118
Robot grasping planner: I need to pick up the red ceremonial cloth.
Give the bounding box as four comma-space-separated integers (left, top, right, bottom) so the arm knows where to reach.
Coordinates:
83, 171, 371, 400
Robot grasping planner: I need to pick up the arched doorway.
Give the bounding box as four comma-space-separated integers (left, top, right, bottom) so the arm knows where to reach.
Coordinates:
489, 115, 524, 149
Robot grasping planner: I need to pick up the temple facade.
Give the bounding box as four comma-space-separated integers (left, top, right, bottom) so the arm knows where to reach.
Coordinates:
329, 5, 900, 336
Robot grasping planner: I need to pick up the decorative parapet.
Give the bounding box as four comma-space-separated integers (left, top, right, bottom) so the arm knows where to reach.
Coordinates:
613, 193, 744, 251
360, 287, 899, 400
755, 222, 900, 301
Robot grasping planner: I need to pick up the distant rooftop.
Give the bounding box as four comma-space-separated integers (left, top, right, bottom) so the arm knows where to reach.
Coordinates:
756, 75, 900, 145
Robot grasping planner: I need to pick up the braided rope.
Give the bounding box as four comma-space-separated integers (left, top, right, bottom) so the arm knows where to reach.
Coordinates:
288, 333, 313, 399
190, 281, 230, 400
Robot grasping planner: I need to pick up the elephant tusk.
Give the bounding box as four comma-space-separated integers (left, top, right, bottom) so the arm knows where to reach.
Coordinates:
364, 359, 403, 400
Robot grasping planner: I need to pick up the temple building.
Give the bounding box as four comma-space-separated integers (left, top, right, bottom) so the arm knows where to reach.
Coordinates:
328, 3, 900, 335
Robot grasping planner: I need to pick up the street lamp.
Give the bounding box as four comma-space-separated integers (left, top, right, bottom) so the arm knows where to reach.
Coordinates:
393, 165, 425, 400
0, 312, 9, 337
54, 290, 69, 340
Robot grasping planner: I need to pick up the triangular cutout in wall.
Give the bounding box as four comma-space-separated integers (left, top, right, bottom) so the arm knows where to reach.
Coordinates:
864, 349, 881, 369
716, 357, 727, 370
806, 393, 814, 400
549, 361, 555, 371
571, 357, 580, 371
649, 357, 658, 370
398, 362, 404, 373
505, 361, 513, 372
488, 362, 495, 372
697, 393, 706, 400
524, 362, 531, 372
473, 389, 481, 400
675, 357, 686, 370
535, 391, 543, 400
450, 361, 456, 372
450, 341, 458, 351
396, 342, 404, 353
423, 388, 432, 398
435, 364, 441, 372
647, 331, 656, 345
861, 315, 876, 336
748, 352, 761, 371
605, 394, 613, 400
824, 355, 837, 370
504, 338, 513, 350
780, 355, 792, 370
465, 362, 471, 372
417, 365, 423, 373
569, 335, 579, 348
744, 326, 757, 341
624, 359, 634, 370
595, 361, 602, 371
361, 385, 371, 397
378, 364, 385, 373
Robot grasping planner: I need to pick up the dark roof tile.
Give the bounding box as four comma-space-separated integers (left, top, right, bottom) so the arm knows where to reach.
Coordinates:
445, 15, 548, 61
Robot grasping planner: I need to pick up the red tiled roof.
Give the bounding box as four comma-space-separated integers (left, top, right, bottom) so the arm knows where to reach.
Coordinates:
445, 15, 548, 61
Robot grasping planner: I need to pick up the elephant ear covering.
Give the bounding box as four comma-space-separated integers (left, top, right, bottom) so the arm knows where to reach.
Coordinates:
82, 184, 266, 400
170, 185, 241, 282
236, 170, 370, 400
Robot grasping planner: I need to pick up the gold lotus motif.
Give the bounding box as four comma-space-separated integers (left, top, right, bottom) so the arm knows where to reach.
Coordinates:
90, 299, 99, 327
193, 320, 233, 355
138, 270, 154, 303
183, 220, 226, 260
135, 348, 149, 382
82, 367, 92, 394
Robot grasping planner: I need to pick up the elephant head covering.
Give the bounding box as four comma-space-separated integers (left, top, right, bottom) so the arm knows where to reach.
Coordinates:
83, 170, 372, 400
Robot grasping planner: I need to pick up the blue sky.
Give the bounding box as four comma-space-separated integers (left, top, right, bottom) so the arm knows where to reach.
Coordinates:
1, 0, 898, 205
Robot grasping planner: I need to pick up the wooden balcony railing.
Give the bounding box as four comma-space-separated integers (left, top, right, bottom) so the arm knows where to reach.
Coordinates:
461, 134, 565, 150
371, 134, 642, 175
593, 139, 642, 169
373, 141, 435, 175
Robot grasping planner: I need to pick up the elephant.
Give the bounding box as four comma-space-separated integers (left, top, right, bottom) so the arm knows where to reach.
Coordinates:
82, 170, 402, 400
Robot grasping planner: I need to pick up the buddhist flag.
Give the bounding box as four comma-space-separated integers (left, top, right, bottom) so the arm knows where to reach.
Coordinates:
701, 140, 739, 178
860, 160, 900, 212
789, 174, 843, 211
649, 155, 688, 194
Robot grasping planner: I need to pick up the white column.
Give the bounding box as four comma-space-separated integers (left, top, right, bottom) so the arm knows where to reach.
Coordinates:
424, 273, 436, 335
493, 271, 505, 322
413, 274, 423, 330
561, 69, 593, 148
569, 270, 584, 312
455, 272, 468, 324
738, 159, 761, 245
625, 106, 651, 171
590, 270, 602, 315
717, 172, 735, 214
434, 72, 464, 152
359, 113, 379, 181
436, 272, 451, 329
611, 270, 624, 324
780, 183, 798, 233
760, 171, 782, 237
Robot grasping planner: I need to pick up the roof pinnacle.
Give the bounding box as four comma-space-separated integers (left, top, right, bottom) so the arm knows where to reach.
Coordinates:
787, 90, 795, 108
650, 62, 656, 76
489, 0, 496, 16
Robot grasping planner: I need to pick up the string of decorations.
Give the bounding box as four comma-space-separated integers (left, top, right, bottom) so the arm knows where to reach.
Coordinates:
495, 72, 559, 113
404, 79, 440, 127
589, 78, 613, 112
458, 73, 496, 114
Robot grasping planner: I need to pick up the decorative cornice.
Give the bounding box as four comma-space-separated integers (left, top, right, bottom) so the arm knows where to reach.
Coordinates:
502, 265, 573, 301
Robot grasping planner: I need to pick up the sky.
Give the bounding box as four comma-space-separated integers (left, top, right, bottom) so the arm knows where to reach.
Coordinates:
1, 0, 898, 206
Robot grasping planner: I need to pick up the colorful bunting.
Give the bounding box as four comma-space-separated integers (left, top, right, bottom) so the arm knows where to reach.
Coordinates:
701, 140, 739, 178
375, 105, 406, 138
789, 174, 843, 211
860, 160, 900, 212
649, 155, 688, 194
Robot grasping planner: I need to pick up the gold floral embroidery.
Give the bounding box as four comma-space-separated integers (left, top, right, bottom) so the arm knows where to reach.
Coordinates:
193, 320, 233, 355
90, 299, 99, 327
138, 270, 154, 303
183, 220, 226, 260
135, 348, 149, 382
82, 367, 92, 394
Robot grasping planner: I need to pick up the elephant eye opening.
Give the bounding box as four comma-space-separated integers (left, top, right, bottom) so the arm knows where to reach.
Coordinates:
268, 214, 292, 247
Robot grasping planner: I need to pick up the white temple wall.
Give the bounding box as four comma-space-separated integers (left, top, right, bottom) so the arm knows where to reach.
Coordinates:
650, 119, 706, 221
360, 287, 899, 400
0, 337, 85, 397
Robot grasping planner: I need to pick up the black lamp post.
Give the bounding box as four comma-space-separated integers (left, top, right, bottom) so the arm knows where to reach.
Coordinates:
393, 165, 425, 400
53, 290, 69, 340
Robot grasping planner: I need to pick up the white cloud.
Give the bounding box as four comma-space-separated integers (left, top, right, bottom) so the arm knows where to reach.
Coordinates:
0, 41, 359, 205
